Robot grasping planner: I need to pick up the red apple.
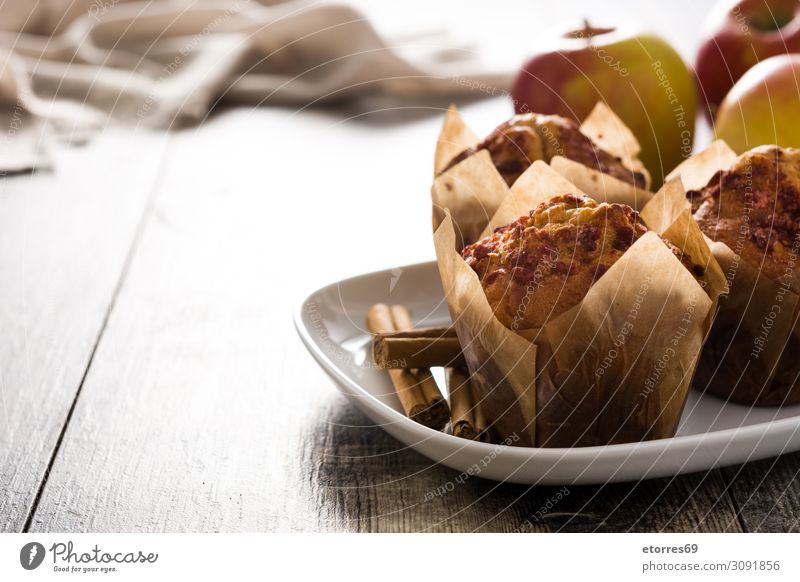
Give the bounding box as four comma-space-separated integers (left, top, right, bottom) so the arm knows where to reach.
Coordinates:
695, 0, 800, 116
511, 22, 696, 187
715, 54, 800, 152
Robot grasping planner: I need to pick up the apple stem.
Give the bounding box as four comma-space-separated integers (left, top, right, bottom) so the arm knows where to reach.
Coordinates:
583, 19, 594, 44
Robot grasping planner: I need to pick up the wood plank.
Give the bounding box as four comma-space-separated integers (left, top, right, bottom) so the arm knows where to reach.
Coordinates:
0, 128, 169, 532
301, 398, 742, 533
27, 107, 449, 532
723, 453, 800, 532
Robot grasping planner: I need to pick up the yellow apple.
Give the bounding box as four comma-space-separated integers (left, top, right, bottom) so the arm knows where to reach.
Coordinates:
715, 54, 800, 152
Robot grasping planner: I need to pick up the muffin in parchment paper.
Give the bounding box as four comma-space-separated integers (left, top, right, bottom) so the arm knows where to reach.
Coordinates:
432, 103, 652, 252
442, 114, 649, 189
434, 160, 725, 447
676, 144, 800, 405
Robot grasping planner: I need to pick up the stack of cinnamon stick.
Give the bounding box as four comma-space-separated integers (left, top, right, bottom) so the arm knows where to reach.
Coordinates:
367, 304, 487, 441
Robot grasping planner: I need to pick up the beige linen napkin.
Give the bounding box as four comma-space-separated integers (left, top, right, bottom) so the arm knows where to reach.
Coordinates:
0, 0, 510, 172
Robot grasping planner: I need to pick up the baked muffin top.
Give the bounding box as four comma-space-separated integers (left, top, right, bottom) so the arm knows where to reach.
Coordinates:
689, 145, 800, 282
462, 194, 701, 330
443, 113, 647, 188
461, 195, 646, 330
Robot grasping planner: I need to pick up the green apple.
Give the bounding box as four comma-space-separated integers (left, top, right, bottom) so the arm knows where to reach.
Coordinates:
511, 22, 697, 187
715, 54, 800, 152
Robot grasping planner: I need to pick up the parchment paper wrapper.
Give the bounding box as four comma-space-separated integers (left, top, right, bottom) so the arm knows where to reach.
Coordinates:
433, 161, 724, 447
667, 141, 800, 405
553, 102, 653, 211
432, 103, 652, 251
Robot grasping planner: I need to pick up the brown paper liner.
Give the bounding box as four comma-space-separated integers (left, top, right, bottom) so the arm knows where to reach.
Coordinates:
665, 140, 738, 190
482, 160, 586, 237
431, 150, 509, 251
435, 213, 537, 446
581, 102, 650, 185
433, 162, 723, 447
641, 177, 728, 304
696, 244, 800, 404
431, 102, 651, 249
433, 105, 480, 177
666, 142, 800, 405
550, 156, 652, 211
563, 102, 653, 210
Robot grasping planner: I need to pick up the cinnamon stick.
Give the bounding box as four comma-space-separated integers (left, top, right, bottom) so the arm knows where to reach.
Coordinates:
372, 327, 464, 369
448, 367, 483, 440
388, 304, 414, 332
387, 306, 450, 421
366, 304, 449, 430
379, 326, 458, 338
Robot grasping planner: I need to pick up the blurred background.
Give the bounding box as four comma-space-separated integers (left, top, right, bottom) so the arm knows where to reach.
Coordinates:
1, 0, 719, 277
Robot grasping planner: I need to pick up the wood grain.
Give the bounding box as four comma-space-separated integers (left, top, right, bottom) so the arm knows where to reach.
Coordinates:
27, 108, 448, 532
0, 128, 169, 532
306, 400, 743, 533
723, 454, 800, 532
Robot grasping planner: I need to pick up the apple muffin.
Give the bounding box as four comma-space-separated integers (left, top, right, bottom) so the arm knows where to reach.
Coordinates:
688, 145, 800, 282
461, 194, 701, 330
687, 145, 800, 405
443, 113, 648, 188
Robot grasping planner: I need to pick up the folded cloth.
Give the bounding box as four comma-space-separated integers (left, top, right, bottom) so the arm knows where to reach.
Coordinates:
0, 0, 511, 172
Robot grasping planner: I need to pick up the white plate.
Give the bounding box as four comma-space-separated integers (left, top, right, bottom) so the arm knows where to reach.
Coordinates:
294, 261, 800, 485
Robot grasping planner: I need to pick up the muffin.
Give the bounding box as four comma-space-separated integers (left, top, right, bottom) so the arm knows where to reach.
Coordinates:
687, 145, 800, 405
689, 145, 800, 282
443, 113, 648, 188
461, 194, 702, 330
